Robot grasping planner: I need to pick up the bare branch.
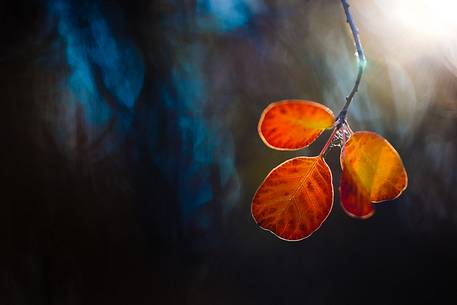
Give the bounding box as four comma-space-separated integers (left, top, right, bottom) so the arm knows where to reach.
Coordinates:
336, 0, 367, 127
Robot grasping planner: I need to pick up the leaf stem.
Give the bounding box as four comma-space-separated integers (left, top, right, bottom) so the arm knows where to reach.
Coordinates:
336, 0, 366, 127
319, 127, 339, 157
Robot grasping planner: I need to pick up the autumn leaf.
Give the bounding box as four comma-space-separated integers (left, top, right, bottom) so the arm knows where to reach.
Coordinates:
339, 131, 408, 218
258, 100, 335, 150
252, 156, 333, 241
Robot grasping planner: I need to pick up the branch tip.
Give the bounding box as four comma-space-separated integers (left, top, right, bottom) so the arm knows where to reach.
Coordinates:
337, 0, 366, 123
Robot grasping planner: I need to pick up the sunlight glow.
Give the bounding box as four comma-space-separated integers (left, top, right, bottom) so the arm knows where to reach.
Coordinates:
390, 0, 457, 39
354, 0, 457, 66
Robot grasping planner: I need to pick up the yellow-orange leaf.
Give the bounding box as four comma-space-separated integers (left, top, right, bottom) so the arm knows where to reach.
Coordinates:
252, 156, 333, 241
340, 131, 408, 219
258, 100, 335, 150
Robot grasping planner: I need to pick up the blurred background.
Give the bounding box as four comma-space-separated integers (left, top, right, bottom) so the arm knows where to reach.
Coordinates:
1, 0, 457, 304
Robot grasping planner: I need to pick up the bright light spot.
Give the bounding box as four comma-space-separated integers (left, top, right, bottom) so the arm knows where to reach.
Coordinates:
390, 0, 457, 40
354, 0, 457, 64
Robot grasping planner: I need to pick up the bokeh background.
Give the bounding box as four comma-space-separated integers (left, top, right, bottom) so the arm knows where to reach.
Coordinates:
2, 0, 457, 304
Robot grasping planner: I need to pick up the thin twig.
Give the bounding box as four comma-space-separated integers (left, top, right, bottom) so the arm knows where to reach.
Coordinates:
336, 0, 367, 127
319, 0, 367, 157
319, 127, 339, 157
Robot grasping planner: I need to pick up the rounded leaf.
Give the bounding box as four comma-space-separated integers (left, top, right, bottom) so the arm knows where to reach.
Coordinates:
258, 100, 335, 150
252, 156, 333, 241
340, 131, 408, 218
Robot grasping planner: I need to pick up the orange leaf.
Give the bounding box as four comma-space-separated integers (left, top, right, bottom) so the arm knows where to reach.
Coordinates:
340, 131, 408, 219
252, 156, 333, 241
258, 100, 335, 150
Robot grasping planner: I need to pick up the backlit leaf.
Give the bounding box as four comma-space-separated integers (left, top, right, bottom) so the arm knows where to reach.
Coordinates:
258, 100, 335, 150
340, 131, 408, 218
252, 156, 333, 241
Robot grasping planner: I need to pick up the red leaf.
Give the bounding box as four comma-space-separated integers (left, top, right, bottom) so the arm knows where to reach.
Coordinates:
258, 100, 335, 150
252, 156, 333, 240
340, 131, 408, 218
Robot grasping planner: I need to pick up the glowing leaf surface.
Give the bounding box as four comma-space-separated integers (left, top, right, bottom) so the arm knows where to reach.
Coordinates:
258, 100, 335, 150
252, 156, 333, 241
340, 131, 408, 218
